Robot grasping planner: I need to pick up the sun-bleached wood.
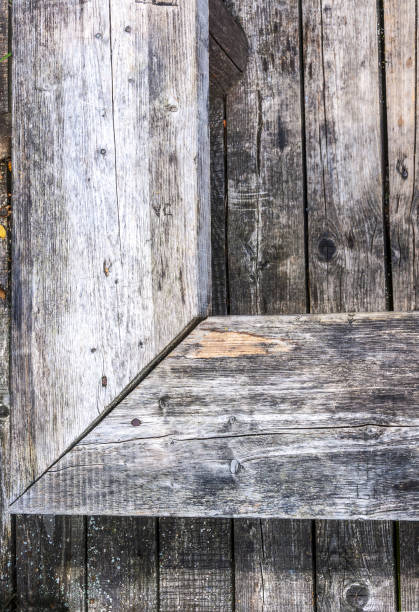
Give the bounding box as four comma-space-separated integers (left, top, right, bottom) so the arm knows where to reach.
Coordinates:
11, 312, 419, 518
11, 0, 210, 501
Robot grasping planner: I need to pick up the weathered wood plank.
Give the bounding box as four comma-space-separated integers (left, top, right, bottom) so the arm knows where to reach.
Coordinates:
159, 518, 233, 611
315, 521, 396, 611
15, 515, 86, 611
11, 312, 419, 518
234, 520, 313, 611
304, 0, 385, 313
0, 0, 12, 598
399, 522, 419, 611
225, 0, 306, 316
384, 0, 418, 311
11, 0, 210, 500
86, 517, 157, 611
209, 0, 248, 95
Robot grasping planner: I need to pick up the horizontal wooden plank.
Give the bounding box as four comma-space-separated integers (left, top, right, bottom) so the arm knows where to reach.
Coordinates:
11, 312, 419, 518
11, 0, 210, 501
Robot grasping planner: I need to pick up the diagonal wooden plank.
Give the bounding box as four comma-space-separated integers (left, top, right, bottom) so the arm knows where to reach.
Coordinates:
11, 0, 210, 501
10, 311, 419, 518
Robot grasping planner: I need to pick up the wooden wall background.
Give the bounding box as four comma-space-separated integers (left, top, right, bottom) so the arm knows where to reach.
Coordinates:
0, 0, 418, 609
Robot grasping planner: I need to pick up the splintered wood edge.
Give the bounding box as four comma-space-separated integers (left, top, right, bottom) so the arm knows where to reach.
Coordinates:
10, 311, 419, 518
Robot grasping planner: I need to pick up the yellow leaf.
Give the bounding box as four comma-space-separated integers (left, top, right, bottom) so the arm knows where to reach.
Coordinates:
0, 225, 6, 239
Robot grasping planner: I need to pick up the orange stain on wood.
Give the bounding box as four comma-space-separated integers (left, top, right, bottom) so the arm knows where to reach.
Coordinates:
188, 330, 292, 358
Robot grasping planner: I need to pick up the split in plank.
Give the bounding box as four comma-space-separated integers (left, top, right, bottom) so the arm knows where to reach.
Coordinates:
11, 311, 419, 518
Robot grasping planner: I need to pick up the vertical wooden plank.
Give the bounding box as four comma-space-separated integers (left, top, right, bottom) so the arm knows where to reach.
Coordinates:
225, 0, 313, 609
384, 2, 418, 609
0, 0, 12, 604
316, 521, 396, 612
304, 0, 386, 313
226, 0, 307, 316
302, 1, 396, 609
15, 515, 86, 611
87, 517, 157, 611
384, 0, 418, 312
159, 518, 233, 611
234, 520, 313, 612
399, 523, 419, 612
210, 91, 228, 316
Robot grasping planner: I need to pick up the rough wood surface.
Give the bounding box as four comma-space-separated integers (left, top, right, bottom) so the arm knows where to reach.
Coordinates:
15, 515, 86, 611
225, 0, 306, 316
11, 0, 210, 500
234, 520, 313, 611
399, 522, 419, 611
209, 0, 248, 95
0, 0, 11, 599
87, 517, 157, 611
315, 521, 396, 611
304, 0, 386, 313
385, 0, 418, 311
224, 0, 314, 607
11, 312, 419, 518
159, 518, 233, 611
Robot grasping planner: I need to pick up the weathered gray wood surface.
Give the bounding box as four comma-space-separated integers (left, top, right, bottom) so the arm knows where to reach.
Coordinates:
87, 517, 157, 611
385, 0, 418, 312
11, 312, 419, 518
316, 521, 396, 611
209, 0, 248, 95
159, 518, 233, 611
11, 0, 210, 500
234, 520, 313, 611
400, 522, 419, 611
15, 515, 86, 611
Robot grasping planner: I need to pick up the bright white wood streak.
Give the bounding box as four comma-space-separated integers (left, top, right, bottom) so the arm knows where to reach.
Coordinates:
11, 312, 419, 518
11, 0, 210, 500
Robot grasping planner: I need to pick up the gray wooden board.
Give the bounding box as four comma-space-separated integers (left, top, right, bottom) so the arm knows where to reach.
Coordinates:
159, 518, 233, 611
87, 516, 158, 611
399, 522, 419, 611
15, 515, 86, 611
11, 312, 419, 518
234, 520, 314, 611
315, 520, 396, 611
385, 0, 418, 312
11, 0, 210, 501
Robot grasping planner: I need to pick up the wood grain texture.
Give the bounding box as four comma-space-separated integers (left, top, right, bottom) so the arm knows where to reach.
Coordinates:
11, 312, 419, 518
11, 0, 210, 500
0, 1, 11, 598
87, 517, 157, 611
15, 515, 86, 611
315, 520, 396, 611
224, 0, 313, 606
303, 0, 386, 313
209, 0, 248, 95
225, 0, 306, 316
234, 520, 313, 611
385, 0, 418, 312
399, 522, 419, 611
159, 518, 233, 611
